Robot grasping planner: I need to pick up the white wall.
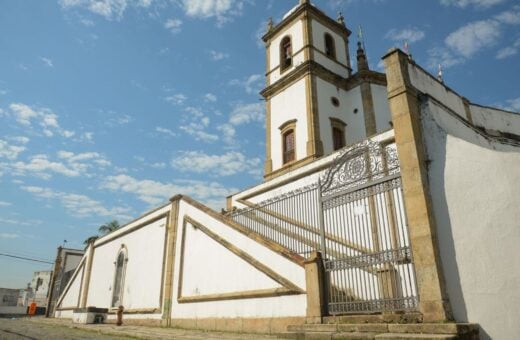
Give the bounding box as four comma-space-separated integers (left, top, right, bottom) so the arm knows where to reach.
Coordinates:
63, 254, 83, 273
270, 78, 308, 171
315, 79, 366, 156
470, 104, 520, 136
268, 20, 305, 85
170, 199, 307, 318
371, 84, 392, 133
311, 19, 349, 78
421, 98, 520, 340
408, 64, 466, 120
0, 306, 27, 314
59, 265, 83, 308
86, 214, 167, 310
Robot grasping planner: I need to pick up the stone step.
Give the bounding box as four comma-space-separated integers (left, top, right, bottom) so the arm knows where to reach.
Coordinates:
287, 323, 478, 335
323, 314, 423, 325
284, 333, 459, 340
386, 323, 478, 335
375, 334, 457, 340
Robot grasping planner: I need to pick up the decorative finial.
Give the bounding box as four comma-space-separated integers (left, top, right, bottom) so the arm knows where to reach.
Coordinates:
356, 25, 369, 71
437, 64, 444, 83
357, 41, 369, 72
267, 17, 274, 32
337, 12, 345, 25
404, 40, 413, 60
299, 0, 309, 5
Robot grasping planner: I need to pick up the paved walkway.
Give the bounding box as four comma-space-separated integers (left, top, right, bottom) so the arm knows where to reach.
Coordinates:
0, 317, 289, 340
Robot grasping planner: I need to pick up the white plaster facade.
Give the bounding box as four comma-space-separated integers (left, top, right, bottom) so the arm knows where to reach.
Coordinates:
270, 78, 309, 170
267, 20, 305, 85
409, 62, 520, 340
310, 19, 350, 78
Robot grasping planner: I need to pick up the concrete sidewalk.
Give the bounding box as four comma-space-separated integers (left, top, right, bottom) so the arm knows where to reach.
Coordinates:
1, 317, 291, 339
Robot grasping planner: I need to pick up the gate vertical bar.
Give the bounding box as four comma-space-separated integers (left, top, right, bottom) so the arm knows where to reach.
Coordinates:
317, 178, 327, 259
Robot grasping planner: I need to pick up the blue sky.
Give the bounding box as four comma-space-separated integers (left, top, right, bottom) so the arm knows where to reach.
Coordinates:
0, 0, 519, 288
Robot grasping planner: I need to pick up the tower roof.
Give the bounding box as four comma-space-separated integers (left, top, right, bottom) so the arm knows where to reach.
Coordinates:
262, 1, 351, 43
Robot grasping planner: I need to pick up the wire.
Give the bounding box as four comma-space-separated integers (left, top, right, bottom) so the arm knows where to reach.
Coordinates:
0, 253, 54, 265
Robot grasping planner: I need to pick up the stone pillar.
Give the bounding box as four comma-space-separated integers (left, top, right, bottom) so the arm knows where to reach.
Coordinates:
383, 49, 452, 322
161, 196, 181, 326
79, 243, 95, 308
304, 252, 327, 323
46, 247, 63, 317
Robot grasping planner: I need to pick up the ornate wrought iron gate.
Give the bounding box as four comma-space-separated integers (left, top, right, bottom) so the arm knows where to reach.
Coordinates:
318, 140, 419, 315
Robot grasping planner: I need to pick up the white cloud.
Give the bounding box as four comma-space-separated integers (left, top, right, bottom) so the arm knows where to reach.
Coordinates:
180, 123, 219, 142
385, 28, 425, 43
496, 46, 517, 59
9, 151, 110, 179
150, 162, 166, 169
22, 185, 132, 219
434, 5, 520, 68
155, 126, 177, 137
40, 57, 54, 68
12, 155, 81, 179
165, 18, 182, 33
10, 136, 30, 144
0, 201, 11, 207
204, 93, 217, 102
82, 132, 94, 141
501, 97, 520, 112
229, 74, 263, 95
209, 50, 229, 60
172, 151, 261, 177
255, 19, 269, 49
445, 19, 501, 58
9, 103, 38, 126
228, 102, 264, 125
58, 0, 152, 20
0, 217, 39, 226
179, 107, 218, 142
440, 0, 506, 8
181, 0, 248, 26
100, 174, 236, 209
495, 5, 520, 25
0, 140, 26, 160
217, 123, 236, 144
427, 46, 464, 70
0, 233, 19, 239
165, 93, 187, 105
106, 114, 133, 126
80, 18, 95, 26
8, 103, 75, 138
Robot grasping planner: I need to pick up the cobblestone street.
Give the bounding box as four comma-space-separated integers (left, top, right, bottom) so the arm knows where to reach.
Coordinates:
0, 318, 288, 340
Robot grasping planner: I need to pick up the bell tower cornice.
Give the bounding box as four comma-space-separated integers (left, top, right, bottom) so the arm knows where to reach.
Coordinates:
262, 2, 351, 44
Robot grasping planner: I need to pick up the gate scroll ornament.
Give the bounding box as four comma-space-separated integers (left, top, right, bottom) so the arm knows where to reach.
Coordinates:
320, 140, 400, 196
317, 139, 419, 315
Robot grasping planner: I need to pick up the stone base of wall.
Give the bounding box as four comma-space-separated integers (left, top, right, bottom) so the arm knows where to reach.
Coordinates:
168, 316, 306, 334
104, 317, 162, 327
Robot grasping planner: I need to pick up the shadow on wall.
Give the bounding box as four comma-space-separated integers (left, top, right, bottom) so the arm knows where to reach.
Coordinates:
418, 97, 492, 340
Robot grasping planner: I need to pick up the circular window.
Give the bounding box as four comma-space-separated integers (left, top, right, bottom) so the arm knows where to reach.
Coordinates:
331, 97, 340, 107
353, 108, 359, 114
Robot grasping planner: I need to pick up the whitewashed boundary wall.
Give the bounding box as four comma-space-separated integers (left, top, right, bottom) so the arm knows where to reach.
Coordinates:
55, 204, 170, 321
55, 195, 311, 329
168, 197, 307, 320
409, 61, 520, 340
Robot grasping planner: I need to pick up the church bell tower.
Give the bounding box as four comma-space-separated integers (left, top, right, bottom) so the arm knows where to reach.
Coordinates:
261, 0, 353, 180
